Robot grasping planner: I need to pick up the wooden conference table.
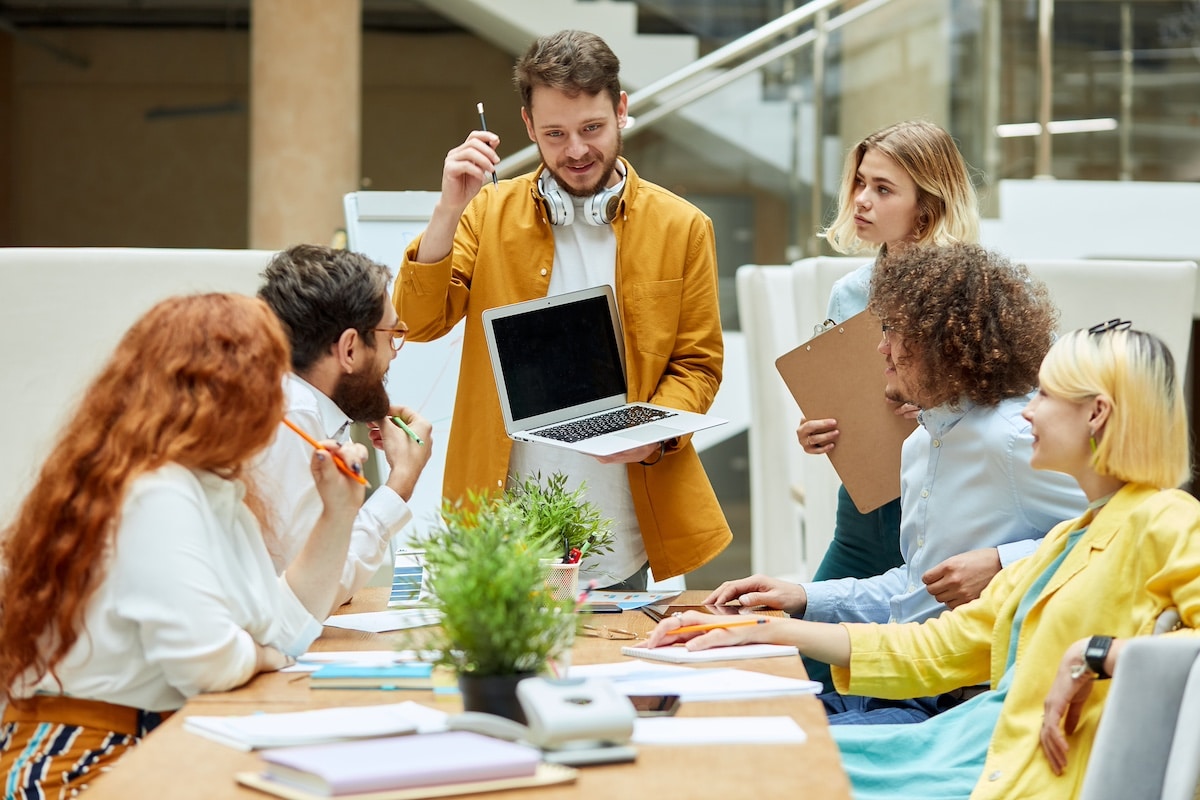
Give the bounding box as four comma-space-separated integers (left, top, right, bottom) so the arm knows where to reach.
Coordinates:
84, 588, 851, 799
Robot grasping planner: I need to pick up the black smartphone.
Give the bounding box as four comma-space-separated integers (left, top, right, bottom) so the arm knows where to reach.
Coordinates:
628, 694, 681, 717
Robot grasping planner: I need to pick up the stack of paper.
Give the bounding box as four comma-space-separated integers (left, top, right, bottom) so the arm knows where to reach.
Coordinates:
184, 702, 442, 751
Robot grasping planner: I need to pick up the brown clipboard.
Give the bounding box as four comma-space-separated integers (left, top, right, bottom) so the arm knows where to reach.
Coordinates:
774, 310, 917, 514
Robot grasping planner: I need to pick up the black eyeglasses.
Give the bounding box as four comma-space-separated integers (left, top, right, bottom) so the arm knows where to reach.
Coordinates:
1088, 319, 1132, 335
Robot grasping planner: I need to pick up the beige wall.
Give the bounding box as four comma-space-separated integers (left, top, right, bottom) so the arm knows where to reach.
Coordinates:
1, 34, 12, 246
4, 27, 522, 248
4, 24, 780, 258
10, 29, 251, 247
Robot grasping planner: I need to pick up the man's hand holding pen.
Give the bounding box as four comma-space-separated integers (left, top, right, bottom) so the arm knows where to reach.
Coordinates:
439, 130, 501, 212
368, 406, 433, 502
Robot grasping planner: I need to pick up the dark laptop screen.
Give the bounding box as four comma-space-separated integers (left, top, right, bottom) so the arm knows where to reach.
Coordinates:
491, 293, 626, 421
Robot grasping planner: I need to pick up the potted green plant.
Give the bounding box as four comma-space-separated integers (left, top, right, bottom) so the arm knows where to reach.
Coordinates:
415, 491, 577, 723
503, 471, 614, 568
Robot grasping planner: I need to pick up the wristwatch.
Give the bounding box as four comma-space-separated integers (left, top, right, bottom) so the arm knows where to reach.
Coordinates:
1070, 635, 1114, 680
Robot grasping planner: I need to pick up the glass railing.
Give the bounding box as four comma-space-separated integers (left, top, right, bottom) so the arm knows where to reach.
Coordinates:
531, 0, 1200, 318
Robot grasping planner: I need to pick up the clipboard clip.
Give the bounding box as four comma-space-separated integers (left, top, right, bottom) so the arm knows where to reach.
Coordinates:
813, 318, 838, 337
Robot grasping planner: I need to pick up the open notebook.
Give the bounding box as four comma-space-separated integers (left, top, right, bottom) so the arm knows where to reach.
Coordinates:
482, 285, 725, 457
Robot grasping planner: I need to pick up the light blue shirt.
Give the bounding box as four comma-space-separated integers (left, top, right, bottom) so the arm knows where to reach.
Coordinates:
801, 393, 1088, 625
825, 260, 875, 323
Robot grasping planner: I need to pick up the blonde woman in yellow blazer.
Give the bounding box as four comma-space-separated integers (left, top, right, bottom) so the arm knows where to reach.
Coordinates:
647, 324, 1199, 799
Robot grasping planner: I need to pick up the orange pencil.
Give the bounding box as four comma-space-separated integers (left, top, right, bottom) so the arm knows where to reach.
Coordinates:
281, 417, 369, 486
671, 618, 770, 635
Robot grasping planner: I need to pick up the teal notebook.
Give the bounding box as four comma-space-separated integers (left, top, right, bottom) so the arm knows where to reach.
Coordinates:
310, 663, 435, 690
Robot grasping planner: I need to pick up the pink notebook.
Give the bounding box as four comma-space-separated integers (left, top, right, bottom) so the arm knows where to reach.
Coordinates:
258, 731, 540, 797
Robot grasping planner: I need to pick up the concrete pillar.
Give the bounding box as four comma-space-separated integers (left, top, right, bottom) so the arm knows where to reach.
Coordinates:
249, 0, 360, 249
0, 31, 12, 246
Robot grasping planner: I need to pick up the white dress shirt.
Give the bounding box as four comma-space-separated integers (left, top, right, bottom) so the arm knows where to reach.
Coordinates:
802, 393, 1088, 625
19, 464, 323, 711
253, 374, 412, 606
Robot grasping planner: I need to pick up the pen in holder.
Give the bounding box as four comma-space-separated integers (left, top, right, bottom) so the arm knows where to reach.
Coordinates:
544, 560, 581, 604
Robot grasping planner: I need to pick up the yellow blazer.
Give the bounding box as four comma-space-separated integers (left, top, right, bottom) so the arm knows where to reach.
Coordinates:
833, 483, 1200, 799
395, 159, 731, 579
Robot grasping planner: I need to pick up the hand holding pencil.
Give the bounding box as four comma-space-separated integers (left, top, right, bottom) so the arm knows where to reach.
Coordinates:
367, 407, 433, 501
644, 611, 776, 650
282, 417, 368, 487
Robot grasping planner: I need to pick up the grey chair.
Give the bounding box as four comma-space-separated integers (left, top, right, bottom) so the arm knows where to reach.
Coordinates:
1079, 635, 1200, 800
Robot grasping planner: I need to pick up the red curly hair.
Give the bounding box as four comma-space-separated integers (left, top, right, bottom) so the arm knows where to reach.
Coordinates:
0, 293, 290, 699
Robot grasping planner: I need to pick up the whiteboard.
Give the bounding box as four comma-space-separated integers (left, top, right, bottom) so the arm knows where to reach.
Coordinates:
343, 191, 464, 541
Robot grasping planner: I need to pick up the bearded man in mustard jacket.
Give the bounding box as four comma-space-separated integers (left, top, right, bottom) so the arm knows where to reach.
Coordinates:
395, 30, 730, 588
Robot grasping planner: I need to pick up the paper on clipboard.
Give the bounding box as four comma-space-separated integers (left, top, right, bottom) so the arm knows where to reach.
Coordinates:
774, 310, 916, 513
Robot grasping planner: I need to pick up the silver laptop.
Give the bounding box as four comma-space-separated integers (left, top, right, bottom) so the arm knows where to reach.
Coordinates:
482, 285, 726, 457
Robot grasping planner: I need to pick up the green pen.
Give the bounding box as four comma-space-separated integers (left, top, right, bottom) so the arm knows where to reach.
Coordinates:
389, 415, 425, 446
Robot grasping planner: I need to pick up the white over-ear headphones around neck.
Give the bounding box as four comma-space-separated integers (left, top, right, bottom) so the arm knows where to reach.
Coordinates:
537, 161, 627, 226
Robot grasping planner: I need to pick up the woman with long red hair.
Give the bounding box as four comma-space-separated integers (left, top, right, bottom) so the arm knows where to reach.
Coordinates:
0, 293, 366, 797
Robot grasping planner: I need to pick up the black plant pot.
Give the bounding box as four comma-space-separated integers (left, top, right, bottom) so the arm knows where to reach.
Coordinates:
458, 671, 537, 725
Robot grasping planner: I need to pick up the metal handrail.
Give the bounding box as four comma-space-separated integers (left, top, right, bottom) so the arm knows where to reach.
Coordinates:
494, 0, 890, 177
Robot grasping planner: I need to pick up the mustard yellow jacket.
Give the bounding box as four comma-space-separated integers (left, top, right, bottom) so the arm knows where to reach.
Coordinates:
833, 483, 1200, 799
395, 159, 731, 579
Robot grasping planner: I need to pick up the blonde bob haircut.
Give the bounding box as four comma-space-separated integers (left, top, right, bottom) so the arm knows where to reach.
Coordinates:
823, 120, 980, 255
1038, 327, 1191, 489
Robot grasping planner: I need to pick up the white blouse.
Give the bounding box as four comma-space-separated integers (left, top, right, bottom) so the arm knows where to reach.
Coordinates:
19, 463, 323, 712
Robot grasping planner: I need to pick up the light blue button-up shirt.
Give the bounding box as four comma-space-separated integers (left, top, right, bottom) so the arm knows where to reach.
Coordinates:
801, 393, 1088, 625
826, 260, 875, 323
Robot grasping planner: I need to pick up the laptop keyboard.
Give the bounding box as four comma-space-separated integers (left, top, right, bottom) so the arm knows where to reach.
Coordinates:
535, 406, 677, 443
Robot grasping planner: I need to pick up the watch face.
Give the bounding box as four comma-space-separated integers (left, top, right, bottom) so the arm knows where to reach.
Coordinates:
1084, 635, 1113, 678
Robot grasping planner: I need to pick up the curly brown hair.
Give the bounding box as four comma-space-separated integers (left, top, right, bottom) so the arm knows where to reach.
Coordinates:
868, 243, 1057, 409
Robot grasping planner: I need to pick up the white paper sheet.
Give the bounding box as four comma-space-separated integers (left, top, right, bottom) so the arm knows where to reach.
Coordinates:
568, 663, 820, 701
184, 701, 449, 751
632, 716, 806, 745
322, 608, 442, 633
281, 650, 427, 673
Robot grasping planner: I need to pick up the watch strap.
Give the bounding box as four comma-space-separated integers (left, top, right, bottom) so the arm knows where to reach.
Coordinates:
1084, 635, 1114, 680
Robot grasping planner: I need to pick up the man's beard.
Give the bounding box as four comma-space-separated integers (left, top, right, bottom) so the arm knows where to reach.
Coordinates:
541, 132, 623, 198
330, 361, 390, 423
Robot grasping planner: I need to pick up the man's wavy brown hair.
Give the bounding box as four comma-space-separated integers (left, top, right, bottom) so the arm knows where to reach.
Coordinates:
868, 243, 1057, 409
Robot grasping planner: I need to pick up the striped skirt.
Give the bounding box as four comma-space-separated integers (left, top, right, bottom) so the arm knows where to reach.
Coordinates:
1, 696, 169, 799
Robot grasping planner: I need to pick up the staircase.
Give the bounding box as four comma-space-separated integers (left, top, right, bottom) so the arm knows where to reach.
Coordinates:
424, 0, 806, 196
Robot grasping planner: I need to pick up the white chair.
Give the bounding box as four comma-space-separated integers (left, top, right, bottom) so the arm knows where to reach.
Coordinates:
1022, 259, 1197, 384
736, 264, 810, 582
0, 247, 275, 523
1079, 635, 1200, 800
788, 257, 872, 571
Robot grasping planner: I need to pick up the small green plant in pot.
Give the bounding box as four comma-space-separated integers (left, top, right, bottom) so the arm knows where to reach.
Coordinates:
416, 492, 577, 723
503, 471, 614, 567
